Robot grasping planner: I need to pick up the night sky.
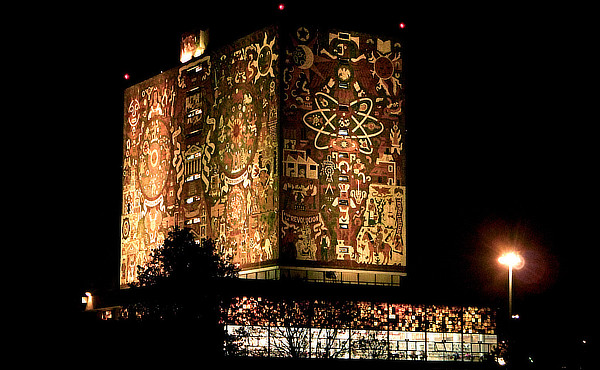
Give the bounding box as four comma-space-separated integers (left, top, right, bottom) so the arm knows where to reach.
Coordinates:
63, 1, 594, 363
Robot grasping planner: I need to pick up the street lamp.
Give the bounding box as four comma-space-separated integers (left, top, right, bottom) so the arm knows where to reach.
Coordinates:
82, 291, 93, 311
498, 252, 523, 317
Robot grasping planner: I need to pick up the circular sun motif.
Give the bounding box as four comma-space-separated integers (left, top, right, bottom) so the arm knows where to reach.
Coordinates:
369, 49, 403, 97
258, 46, 272, 75
138, 119, 171, 200
252, 32, 278, 83
122, 217, 130, 240
230, 117, 243, 146
374, 56, 394, 80
217, 104, 257, 177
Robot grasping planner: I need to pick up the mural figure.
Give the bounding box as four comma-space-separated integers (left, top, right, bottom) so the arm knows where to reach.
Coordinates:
121, 26, 405, 287
282, 27, 406, 269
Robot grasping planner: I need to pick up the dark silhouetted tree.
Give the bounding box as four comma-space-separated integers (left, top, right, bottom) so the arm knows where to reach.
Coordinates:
352, 331, 389, 359
133, 227, 237, 288
225, 298, 359, 359
127, 227, 238, 358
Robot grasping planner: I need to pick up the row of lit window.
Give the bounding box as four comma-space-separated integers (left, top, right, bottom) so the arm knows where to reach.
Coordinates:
227, 297, 496, 334
225, 325, 497, 361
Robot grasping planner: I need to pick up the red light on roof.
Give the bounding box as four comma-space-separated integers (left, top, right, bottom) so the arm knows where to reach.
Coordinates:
278, 3, 285, 10
399, 23, 405, 29
124, 73, 130, 80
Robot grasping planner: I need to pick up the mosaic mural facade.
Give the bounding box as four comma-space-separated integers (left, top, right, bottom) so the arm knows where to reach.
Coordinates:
121, 26, 406, 286
280, 28, 406, 271
122, 27, 279, 286
121, 69, 182, 286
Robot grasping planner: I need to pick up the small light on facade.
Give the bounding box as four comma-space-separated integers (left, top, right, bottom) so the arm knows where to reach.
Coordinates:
399, 22, 405, 29
278, 3, 285, 11
124, 73, 130, 80
511, 314, 520, 319
82, 292, 93, 311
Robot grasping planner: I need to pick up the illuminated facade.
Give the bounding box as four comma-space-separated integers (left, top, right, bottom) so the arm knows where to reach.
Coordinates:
225, 297, 497, 361
108, 25, 500, 364
99, 294, 498, 362
121, 26, 406, 287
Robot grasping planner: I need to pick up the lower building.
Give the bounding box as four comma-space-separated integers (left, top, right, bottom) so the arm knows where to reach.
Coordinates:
87, 281, 498, 364
225, 296, 497, 362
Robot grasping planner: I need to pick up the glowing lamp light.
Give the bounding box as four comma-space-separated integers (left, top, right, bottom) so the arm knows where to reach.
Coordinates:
82, 291, 92, 303
498, 252, 524, 317
278, 3, 285, 10
82, 292, 93, 311
124, 73, 130, 80
498, 252, 523, 269
399, 22, 406, 29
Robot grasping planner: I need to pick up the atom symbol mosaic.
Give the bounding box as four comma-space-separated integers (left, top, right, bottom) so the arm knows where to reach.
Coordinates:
302, 92, 384, 154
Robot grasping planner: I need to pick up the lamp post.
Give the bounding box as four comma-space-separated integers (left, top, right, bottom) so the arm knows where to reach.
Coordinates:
82, 291, 93, 311
498, 252, 523, 318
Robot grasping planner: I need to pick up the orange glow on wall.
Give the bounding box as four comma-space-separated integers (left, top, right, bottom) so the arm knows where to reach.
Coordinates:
180, 29, 208, 63
122, 26, 407, 287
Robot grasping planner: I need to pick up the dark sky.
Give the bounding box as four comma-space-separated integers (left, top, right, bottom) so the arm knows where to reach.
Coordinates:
63, 0, 594, 355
